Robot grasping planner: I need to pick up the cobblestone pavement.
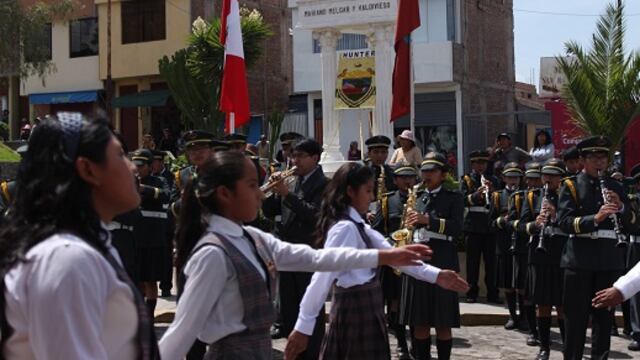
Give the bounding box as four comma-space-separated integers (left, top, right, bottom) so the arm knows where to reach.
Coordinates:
156, 324, 637, 359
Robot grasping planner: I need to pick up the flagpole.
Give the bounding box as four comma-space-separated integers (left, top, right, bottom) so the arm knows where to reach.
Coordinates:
230, 112, 235, 134
409, 33, 415, 136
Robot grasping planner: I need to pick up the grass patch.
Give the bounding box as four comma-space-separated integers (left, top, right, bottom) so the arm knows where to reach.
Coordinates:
0, 142, 20, 162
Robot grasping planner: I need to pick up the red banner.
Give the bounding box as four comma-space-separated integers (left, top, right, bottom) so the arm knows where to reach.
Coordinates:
546, 100, 585, 156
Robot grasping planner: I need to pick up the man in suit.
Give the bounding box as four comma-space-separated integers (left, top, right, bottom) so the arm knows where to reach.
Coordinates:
263, 138, 328, 359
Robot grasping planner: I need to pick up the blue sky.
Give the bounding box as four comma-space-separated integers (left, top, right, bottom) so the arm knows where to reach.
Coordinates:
514, 0, 640, 87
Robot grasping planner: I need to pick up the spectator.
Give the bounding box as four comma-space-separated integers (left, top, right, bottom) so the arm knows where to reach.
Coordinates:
347, 141, 361, 161
389, 130, 422, 167
142, 133, 156, 150
529, 129, 554, 162
159, 128, 177, 156
19, 119, 31, 141
256, 134, 270, 159
490, 133, 531, 166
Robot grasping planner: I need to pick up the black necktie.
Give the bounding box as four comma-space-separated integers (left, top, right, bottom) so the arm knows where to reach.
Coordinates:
102, 250, 160, 359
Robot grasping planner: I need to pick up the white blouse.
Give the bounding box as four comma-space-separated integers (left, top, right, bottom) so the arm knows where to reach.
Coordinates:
614, 260, 640, 301
3, 233, 138, 360
159, 214, 382, 360
294, 207, 442, 336
529, 144, 555, 162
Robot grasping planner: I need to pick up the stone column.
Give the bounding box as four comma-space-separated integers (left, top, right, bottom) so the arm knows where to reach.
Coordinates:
315, 29, 343, 163
368, 24, 395, 141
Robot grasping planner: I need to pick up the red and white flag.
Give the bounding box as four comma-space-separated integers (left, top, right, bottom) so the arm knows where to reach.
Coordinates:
390, 0, 421, 122
220, 0, 250, 132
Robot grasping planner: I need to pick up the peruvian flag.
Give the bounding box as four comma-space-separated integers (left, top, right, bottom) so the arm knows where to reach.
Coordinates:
390, 0, 421, 122
220, 0, 250, 132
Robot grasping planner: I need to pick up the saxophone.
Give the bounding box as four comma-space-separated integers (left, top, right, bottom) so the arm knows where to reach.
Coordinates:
377, 165, 388, 234
390, 185, 419, 275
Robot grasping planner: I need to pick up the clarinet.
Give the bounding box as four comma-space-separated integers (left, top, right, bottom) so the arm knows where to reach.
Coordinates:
481, 174, 491, 207
535, 183, 550, 253
598, 170, 628, 248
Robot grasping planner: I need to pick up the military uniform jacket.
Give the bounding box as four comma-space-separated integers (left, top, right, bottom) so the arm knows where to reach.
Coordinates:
134, 175, 170, 248
558, 172, 638, 271
157, 167, 178, 203
413, 187, 464, 270
460, 173, 498, 233
489, 188, 519, 256
507, 190, 532, 255
518, 188, 567, 265
262, 166, 328, 245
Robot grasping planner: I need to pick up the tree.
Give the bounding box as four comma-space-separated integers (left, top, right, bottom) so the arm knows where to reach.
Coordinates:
557, 1, 640, 150
158, 9, 271, 135
0, 0, 75, 83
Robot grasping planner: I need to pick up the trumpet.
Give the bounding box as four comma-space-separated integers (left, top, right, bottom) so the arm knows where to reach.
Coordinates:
598, 170, 628, 248
535, 183, 550, 254
261, 166, 298, 198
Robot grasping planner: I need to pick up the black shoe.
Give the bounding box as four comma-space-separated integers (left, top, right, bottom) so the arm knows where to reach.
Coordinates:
535, 348, 550, 360
487, 297, 503, 305
628, 340, 640, 351
526, 334, 540, 346
397, 345, 412, 360
611, 326, 620, 336
466, 297, 477, 303
270, 326, 284, 339
504, 318, 518, 330
160, 290, 172, 298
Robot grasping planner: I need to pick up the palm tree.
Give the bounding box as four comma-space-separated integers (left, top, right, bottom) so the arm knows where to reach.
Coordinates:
556, 1, 640, 150
159, 10, 271, 134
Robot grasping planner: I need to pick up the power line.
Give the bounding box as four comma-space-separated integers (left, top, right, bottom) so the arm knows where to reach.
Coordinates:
514, 8, 640, 17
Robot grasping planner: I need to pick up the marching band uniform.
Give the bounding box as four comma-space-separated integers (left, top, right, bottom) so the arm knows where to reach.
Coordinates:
558, 136, 637, 360
366, 135, 397, 234
461, 150, 500, 303
399, 154, 464, 360
152, 150, 177, 297
108, 210, 143, 282
489, 163, 523, 329
517, 158, 568, 359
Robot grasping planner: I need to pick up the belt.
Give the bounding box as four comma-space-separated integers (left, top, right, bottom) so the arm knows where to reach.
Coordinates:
413, 228, 452, 242
574, 229, 618, 240
162, 204, 169, 210
631, 235, 640, 244
543, 226, 567, 237
468, 206, 489, 213
105, 221, 134, 232
140, 210, 168, 219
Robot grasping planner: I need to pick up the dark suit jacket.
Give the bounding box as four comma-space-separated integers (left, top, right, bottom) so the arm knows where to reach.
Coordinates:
263, 166, 328, 245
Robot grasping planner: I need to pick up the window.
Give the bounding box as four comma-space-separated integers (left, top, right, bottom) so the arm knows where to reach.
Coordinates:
70, 18, 98, 58
121, 0, 166, 44
313, 33, 368, 53
446, 0, 456, 42
24, 23, 52, 62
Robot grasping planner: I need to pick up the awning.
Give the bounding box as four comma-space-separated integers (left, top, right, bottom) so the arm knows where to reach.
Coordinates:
29, 90, 100, 105
112, 90, 171, 108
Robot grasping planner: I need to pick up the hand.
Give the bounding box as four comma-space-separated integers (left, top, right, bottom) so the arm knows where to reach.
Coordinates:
406, 210, 429, 227
595, 204, 620, 224
378, 244, 433, 267
366, 212, 376, 223
543, 202, 557, 220
436, 270, 470, 293
605, 190, 623, 209
592, 287, 624, 309
285, 330, 309, 360
535, 214, 546, 228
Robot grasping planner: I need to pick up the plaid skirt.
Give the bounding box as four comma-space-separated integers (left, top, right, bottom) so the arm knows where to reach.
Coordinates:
205, 329, 272, 360
320, 280, 390, 360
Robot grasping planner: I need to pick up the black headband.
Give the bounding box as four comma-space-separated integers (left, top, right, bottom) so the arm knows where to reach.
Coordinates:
57, 112, 83, 160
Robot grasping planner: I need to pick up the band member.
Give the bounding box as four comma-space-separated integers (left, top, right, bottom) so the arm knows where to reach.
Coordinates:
517, 162, 543, 346
262, 138, 328, 359
365, 135, 397, 234
1, 116, 159, 358
152, 150, 177, 297
461, 150, 500, 303
490, 162, 524, 330
285, 162, 469, 360
562, 146, 583, 176
158, 151, 435, 359
0, 178, 15, 218
557, 136, 637, 360
131, 149, 171, 316
274, 132, 303, 171
225, 133, 265, 183
175, 130, 224, 193
518, 158, 568, 360
400, 152, 465, 360
624, 165, 640, 350
383, 165, 420, 359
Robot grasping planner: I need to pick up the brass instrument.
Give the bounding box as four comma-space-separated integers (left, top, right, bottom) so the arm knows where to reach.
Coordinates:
261, 166, 298, 198
390, 185, 419, 275
535, 182, 550, 253
598, 170, 628, 248
377, 165, 388, 234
